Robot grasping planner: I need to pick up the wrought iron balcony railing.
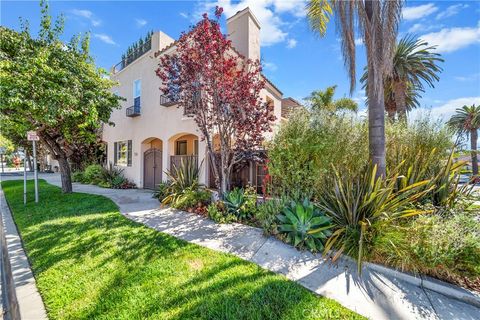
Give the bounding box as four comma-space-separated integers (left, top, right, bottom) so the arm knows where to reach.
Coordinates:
159, 95, 178, 107
126, 105, 141, 117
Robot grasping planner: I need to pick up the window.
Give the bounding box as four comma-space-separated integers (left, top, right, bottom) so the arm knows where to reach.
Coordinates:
194, 140, 198, 155
114, 140, 132, 166
133, 79, 141, 108
176, 140, 187, 155
266, 96, 274, 113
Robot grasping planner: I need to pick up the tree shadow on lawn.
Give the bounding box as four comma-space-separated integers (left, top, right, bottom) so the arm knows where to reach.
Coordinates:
79, 257, 361, 320
3, 180, 363, 319
22, 213, 189, 276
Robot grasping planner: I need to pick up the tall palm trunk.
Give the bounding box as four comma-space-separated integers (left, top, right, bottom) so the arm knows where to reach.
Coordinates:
367, 69, 386, 177
365, 0, 386, 178
471, 128, 478, 176
393, 81, 407, 121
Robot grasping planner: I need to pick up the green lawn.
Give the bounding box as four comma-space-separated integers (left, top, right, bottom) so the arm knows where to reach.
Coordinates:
2, 180, 364, 320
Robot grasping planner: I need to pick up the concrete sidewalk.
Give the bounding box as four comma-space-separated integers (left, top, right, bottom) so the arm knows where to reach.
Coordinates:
5, 173, 480, 320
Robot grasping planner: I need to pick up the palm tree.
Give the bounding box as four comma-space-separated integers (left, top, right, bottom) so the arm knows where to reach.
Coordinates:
448, 104, 480, 177
361, 35, 443, 121
305, 85, 358, 112
307, 0, 403, 177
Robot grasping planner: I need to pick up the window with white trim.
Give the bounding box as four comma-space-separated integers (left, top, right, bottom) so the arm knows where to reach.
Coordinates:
114, 140, 132, 166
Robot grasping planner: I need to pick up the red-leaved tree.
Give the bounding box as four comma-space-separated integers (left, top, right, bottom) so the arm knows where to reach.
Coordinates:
156, 7, 275, 194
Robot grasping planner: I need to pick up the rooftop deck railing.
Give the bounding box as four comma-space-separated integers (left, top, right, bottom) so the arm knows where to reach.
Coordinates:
113, 41, 152, 74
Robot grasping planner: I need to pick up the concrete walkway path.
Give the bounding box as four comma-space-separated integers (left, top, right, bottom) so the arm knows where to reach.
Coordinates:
4, 173, 480, 320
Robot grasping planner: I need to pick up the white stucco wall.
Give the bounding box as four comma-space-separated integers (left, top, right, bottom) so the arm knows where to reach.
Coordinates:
103, 11, 283, 188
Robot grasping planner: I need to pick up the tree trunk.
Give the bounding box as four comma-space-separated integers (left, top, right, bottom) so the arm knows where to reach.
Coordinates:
57, 156, 73, 193
219, 151, 230, 195
367, 70, 387, 178
40, 133, 73, 193
471, 129, 478, 177
365, 0, 386, 178
394, 81, 407, 122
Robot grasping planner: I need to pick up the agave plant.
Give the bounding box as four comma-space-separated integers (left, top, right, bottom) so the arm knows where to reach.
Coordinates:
162, 158, 203, 205
223, 188, 246, 219
276, 199, 332, 252
100, 162, 125, 187
318, 164, 432, 271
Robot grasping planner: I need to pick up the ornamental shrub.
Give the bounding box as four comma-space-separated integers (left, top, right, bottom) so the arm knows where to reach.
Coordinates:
83, 164, 103, 184
72, 171, 85, 183
207, 201, 236, 224
267, 109, 368, 199
370, 208, 480, 291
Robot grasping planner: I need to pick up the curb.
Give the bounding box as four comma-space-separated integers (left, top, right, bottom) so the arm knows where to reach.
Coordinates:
0, 184, 48, 320
364, 261, 480, 308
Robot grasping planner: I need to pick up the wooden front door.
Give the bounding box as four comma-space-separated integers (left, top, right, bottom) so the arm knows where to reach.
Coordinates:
144, 148, 162, 189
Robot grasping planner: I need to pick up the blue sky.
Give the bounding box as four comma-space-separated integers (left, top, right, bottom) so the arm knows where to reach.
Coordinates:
2, 0, 479, 120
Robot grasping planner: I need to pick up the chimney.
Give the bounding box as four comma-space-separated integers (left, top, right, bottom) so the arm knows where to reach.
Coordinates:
226, 7, 261, 62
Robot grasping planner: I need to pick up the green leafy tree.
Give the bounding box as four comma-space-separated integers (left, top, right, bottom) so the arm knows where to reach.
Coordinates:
0, 1, 121, 193
448, 104, 480, 177
307, 0, 403, 177
361, 35, 443, 121
305, 85, 358, 113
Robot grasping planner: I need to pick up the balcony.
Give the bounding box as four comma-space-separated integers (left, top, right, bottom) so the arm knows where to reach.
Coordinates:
159, 95, 178, 107
126, 105, 141, 117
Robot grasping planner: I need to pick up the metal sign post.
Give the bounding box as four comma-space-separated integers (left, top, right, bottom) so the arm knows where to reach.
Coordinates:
33, 141, 38, 203
18, 146, 26, 205
0, 147, 5, 174
27, 131, 40, 203
24, 156, 27, 205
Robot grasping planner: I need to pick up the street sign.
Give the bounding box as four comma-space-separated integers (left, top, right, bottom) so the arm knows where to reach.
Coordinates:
27, 131, 40, 141
0, 147, 5, 155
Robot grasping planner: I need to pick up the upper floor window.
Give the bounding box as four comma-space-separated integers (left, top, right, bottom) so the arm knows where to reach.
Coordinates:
133, 79, 141, 107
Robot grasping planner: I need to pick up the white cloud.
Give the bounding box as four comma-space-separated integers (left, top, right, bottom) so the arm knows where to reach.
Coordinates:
410, 97, 480, 122
286, 38, 297, 48
354, 38, 363, 46
93, 33, 116, 45
436, 4, 469, 20
72, 9, 92, 19
263, 61, 278, 71
420, 24, 480, 53
407, 23, 444, 34
402, 3, 438, 21
273, 0, 307, 17
71, 9, 101, 27
353, 90, 367, 105
199, 0, 306, 47
179, 12, 188, 19
135, 18, 147, 27
455, 73, 480, 82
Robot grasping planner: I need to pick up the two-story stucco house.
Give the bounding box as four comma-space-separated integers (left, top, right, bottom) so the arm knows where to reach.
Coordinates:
102, 7, 298, 190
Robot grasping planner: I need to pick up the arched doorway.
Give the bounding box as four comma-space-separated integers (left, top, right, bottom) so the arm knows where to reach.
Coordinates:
142, 138, 163, 189
168, 133, 199, 172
